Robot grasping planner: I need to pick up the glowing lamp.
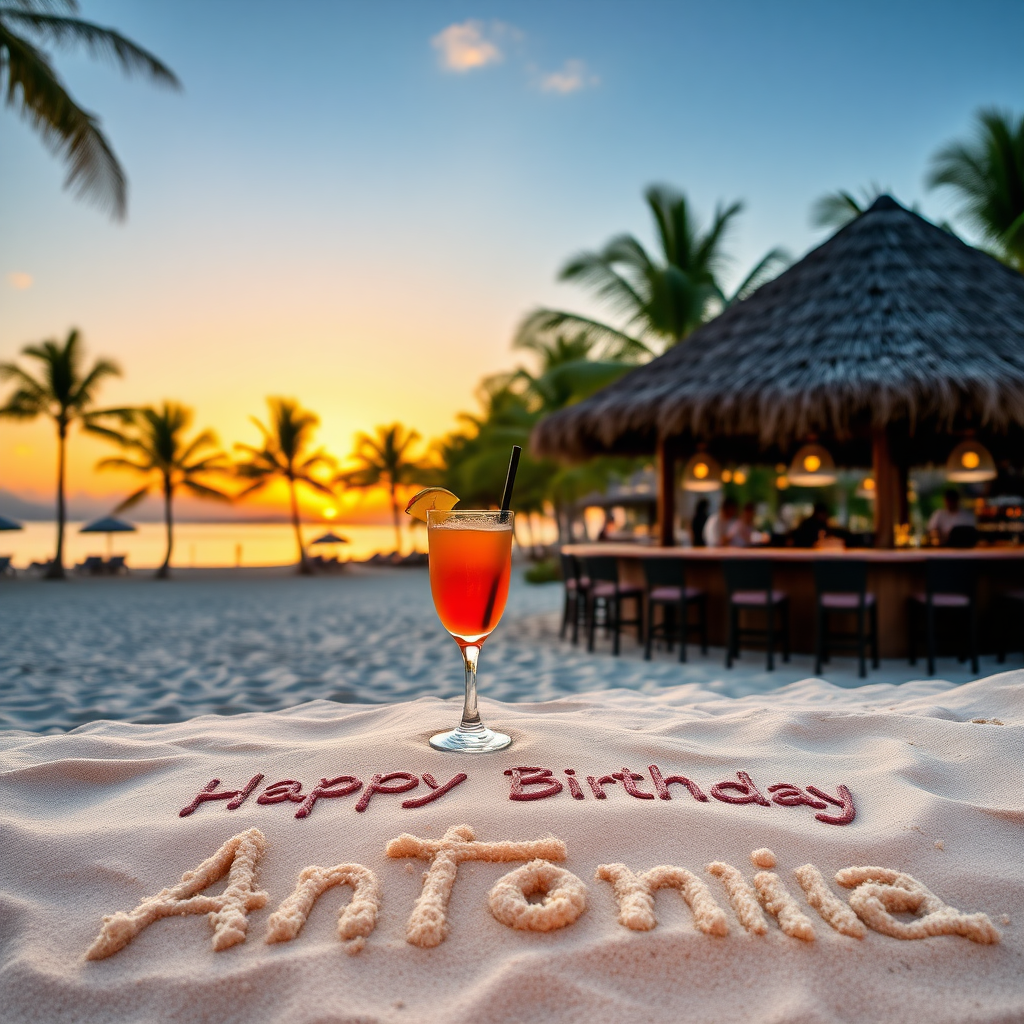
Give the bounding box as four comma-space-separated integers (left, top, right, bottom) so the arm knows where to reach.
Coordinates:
787, 443, 837, 487
733, 469, 748, 486
946, 441, 996, 483
721, 469, 733, 483
682, 452, 722, 492
856, 476, 876, 500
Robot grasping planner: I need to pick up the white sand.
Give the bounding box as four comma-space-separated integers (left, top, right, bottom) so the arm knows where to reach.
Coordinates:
0, 568, 1004, 732
1, 671, 1021, 1023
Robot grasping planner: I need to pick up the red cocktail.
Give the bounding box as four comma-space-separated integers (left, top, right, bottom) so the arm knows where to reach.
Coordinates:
427, 509, 513, 752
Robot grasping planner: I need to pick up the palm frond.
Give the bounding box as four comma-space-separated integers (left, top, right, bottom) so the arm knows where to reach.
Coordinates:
0, 23, 128, 217
95, 456, 151, 473
725, 246, 791, 305
177, 429, 219, 464
70, 356, 121, 408
82, 421, 134, 445
233, 478, 269, 499
559, 237, 647, 319
113, 484, 151, 512
0, 360, 47, 400
515, 308, 651, 361
292, 474, 335, 497
182, 453, 231, 475
180, 479, 232, 502
3, 10, 180, 88
810, 190, 864, 230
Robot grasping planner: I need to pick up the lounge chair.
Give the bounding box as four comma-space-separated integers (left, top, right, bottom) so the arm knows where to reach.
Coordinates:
0, 555, 14, 577
76, 556, 106, 576
105, 555, 128, 575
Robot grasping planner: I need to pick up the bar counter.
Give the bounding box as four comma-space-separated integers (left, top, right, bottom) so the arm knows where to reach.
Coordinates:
562, 543, 1024, 659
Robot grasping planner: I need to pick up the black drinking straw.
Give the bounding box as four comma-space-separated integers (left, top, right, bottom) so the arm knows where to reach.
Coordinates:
482, 446, 521, 628
499, 445, 522, 520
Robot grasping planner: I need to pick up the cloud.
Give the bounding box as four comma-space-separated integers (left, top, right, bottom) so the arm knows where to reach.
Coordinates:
432, 21, 503, 72
539, 59, 598, 94
7, 272, 33, 290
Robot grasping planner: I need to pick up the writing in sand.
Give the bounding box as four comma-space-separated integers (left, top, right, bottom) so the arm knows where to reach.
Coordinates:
179, 766, 855, 826
85, 824, 999, 961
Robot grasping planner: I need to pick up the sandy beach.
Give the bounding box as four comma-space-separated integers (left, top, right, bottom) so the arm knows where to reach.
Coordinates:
0, 569, 1001, 734
1, 670, 1020, 1024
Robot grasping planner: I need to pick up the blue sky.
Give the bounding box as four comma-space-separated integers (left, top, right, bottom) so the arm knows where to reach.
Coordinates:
2, 0, 1023, 505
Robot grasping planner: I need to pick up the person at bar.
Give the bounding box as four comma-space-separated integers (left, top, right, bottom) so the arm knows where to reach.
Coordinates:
728, 501, 768, 547
691, 498, 710, 547
928, 488, 976, 546
703, 496, 738, 546
790, 501, 832, 548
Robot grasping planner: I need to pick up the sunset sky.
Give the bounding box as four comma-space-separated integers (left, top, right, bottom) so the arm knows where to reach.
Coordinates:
2, 0, 1023, 522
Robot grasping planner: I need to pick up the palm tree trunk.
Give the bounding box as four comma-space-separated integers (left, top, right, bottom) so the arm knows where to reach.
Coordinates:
157, 476, 173, 579
289, 474, 311, 574
391, 482, 401, 555
46, 419, 67, 579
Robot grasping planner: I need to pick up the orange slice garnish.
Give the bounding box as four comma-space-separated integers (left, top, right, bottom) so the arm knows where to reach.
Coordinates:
405, 487, 460, 522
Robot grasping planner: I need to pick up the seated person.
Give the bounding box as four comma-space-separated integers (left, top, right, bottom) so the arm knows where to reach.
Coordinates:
727, 501, 768, 547
928, 488, 976, 545
690, 498, 710, 548
703, 497, 738, 546
790, 502, 832, 548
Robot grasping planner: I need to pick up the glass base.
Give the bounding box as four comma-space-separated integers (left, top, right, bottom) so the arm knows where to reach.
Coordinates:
429, 725, 512, 753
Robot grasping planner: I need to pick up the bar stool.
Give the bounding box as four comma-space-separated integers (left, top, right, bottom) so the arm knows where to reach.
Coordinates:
723, 560, 789, 671
813, 560, 878, 678
582, 556, 644, 655
558, 552, 589, 644
907, 559, 978, 676
642, 557, 708, 662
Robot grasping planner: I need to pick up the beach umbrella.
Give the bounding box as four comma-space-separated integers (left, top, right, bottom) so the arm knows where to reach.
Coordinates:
0, 515, 23, 531
310, 531, 349, 546
80, 515, 137, 557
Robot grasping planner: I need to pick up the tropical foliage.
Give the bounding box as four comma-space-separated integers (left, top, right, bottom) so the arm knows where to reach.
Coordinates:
0, 0, 180, 219
516, 185, 789, 358
337, 423, 431, 554
810, 184, 886, 230
235, 398, 335, 573
0, 328, 120, 576
927, 108, 1024, 272
89, 402, 230, 578
437, 332, 643, 545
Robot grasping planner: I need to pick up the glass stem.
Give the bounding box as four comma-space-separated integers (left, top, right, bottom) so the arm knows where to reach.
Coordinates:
459, 644, 484, 733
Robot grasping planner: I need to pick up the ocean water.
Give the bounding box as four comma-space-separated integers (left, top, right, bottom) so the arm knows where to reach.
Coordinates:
1, 518, 559, 570
0, 520, 424, 569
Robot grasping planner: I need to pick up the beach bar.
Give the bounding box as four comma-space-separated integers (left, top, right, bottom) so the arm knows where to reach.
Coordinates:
534, 197, 1024, 657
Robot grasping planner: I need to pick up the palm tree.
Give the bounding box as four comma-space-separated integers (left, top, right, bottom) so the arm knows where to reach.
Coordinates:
338, 424, 430, 554
516, 185, 788, 357
927, 108, 1024, 271
0, 329, 120, 577
436, 335, 643, 545
234, 398, 335, 574
0, 0, 180, 219
88, 403, 231, 578
513, 330, 634, 412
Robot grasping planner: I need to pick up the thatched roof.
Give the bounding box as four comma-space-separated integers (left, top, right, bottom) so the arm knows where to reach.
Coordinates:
533, 196, 1024, 464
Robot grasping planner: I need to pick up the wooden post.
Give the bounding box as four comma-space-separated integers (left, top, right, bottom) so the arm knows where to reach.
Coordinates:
657, 436, 676, 547
872, 428, 898, 549
897, 462, 910, 526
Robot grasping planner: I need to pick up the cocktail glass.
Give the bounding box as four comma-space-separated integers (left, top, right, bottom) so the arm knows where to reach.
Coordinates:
427, 508, 513, 752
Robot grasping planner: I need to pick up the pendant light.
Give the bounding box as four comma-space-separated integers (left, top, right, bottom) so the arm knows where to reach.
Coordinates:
856, 476, 876, 500
787, 443, 837, 487
946, 440, 996, 483
682, 452, 722, 492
